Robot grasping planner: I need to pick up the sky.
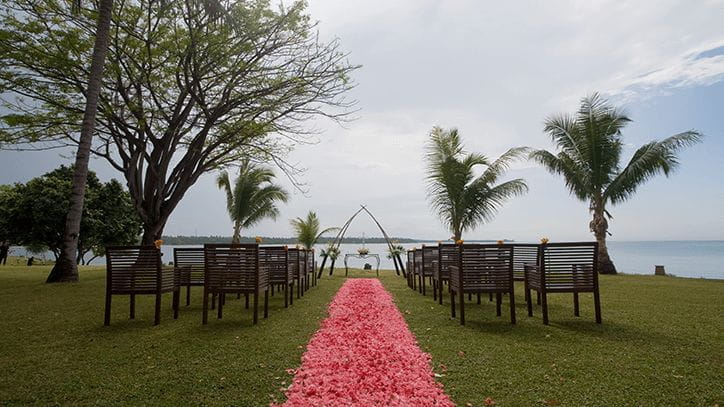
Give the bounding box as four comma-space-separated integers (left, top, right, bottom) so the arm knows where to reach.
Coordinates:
1, 0, 723, 241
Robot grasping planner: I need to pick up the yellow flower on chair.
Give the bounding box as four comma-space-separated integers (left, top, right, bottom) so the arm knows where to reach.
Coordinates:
154, 239, 164, 249
540, 237, 550, 244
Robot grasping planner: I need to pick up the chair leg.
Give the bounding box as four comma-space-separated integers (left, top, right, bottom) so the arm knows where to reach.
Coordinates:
290, 283, 294, 305
541, 291, 549, 325
477, 293, 481, 305
284, 284, 288, 308
217, 293, 224, 319
154, 292, 162, 326
264, 289, 269, 319
297, 279, 301, 299
468, 293, 472, 301
459, 289, 465, 325
130, 294, 136, 319
438, 281, 444, 305
253, 290, 259, 325
489, 293, 493, 302
211, 293, 216, 310
422, 275, 426, 296
237, 293, 241, 299
202, 288, 209, 325
271, 284, 275, 296
509, 289, 516, 324
245, 293, 249, 309
537, 291, 541, 305
496, 293, 502, 316
104, 290, 112, 326
433, 280, 437, 301
450, 289, 456, 318
173, 289, 179, 319
186, 285, 191, 306
573, 292, 580, 317
594, 288, 602, 324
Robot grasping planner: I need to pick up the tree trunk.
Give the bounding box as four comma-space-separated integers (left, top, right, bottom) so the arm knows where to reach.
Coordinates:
232, 223, 241, 244
590, 208, 617, 275
46, 0, 115, 283
141, 222, 165, 246
328, 258, 337, 276
317, 254, 328, 279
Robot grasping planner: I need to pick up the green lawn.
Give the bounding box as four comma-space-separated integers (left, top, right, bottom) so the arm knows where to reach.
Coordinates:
0, 265, 722, 406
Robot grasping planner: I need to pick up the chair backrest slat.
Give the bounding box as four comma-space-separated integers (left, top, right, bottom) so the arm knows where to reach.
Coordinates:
106, 246, 162, 292
260, 246, 290, 284
437, 243, 458, 280
512, 244, 540, 281
204, 244, 265, 291
174, 247, 205, 285
541, 242, 597, 290
452, 244, 513, 291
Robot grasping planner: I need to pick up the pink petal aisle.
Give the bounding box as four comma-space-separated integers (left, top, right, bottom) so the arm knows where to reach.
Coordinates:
277, 278, 454, 407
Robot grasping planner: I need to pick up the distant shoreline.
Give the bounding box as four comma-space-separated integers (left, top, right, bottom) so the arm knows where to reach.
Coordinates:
160, 235, 514, 245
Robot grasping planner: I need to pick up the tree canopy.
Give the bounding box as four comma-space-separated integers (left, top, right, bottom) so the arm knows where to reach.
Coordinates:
425, 127, 528, 240
0, 0, 358, 243
0, 166, 141, 263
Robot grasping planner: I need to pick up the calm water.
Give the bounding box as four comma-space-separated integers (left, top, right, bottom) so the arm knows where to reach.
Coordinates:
10, 241, 724, 279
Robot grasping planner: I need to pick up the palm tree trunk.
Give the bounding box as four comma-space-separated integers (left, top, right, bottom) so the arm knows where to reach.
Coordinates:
232, 223, 241, 244
591, 209, 617, 275
46, 0, 114, 283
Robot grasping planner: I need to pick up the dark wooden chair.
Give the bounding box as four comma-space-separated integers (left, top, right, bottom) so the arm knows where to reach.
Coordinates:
202, 244, 269, 325
288, 248, 305, 299
173, 247, 205, 306
435, 243, 457, 305
261, 246, 293, 308
305, 248, 316, 289
406, 250, 415, 289
417, 245, 437, 296
104, 246, 179, 326
449, 244, 515, 325
524, 242, 601, 325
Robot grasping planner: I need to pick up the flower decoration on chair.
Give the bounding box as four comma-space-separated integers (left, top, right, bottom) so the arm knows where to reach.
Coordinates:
154, 239, 164, 249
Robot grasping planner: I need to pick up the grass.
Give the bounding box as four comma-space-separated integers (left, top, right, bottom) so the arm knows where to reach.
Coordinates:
0, 264, 722, 406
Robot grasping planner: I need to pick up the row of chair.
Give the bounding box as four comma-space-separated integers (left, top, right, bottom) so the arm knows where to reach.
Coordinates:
406, 242, 602, 325
104, 244, 317, 326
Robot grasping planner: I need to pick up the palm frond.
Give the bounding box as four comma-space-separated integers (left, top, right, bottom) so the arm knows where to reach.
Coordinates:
529, 149, 590, 201
480, 146, 529, 184
605, 131, 702, 204
215, 171, 234, 216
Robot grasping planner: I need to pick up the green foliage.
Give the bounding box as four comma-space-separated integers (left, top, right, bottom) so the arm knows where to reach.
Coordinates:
321, 244, 340, 260
0, 166, 141, 262
530, 93, 702, 210
289, 211, 338, 249
425, 126, 528, 240
386, 243, 405, 259
216, 161, 289, 243
0, 0, 358, 240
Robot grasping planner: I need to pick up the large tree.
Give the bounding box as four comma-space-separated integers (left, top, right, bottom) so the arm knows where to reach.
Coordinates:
0, 166, 141, 265
216, 160, 289, 243
0, 0, 357, 246
425, 126, 528, 241
530, 93, 702, 274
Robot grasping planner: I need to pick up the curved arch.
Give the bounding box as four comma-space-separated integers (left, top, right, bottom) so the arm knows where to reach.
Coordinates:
318, 205, 407, 278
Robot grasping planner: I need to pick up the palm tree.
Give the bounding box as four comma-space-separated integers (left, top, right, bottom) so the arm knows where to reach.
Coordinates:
425, 127, 529, 241
290, 212, 338, 250
216, 161, 289, 244
48, 0, 233, 283
530, 93, 702, 274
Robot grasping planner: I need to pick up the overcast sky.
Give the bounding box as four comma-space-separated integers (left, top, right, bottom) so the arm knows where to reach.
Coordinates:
1, 0, 723, 241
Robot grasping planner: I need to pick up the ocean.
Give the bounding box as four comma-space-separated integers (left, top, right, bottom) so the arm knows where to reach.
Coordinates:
8, 240, 723, 280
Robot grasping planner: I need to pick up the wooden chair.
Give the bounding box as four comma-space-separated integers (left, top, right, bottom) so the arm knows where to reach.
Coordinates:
417, 245, 437, 296
435, 243, 457, 305
305, 248, 316, 289
288, 248, 305, 299
173, 247, 205, 306
261, 246, 293, 308
449, 244, 515, 325
104, 246, 179, 326
524, 242, 601, 325
406, 250, 415, 289
202, 244, 269, 325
